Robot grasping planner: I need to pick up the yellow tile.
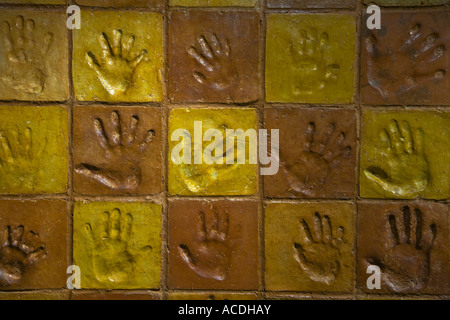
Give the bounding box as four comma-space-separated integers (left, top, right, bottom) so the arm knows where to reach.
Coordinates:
0, 9, 69, 101
73, 202, 161, 289
168, 108, 258, 196
265, 202, 355, 292
169, 0, 258, 6
0, 106, 68, 194
266, 14, 355, 104
73, 11, 163, 102
360, 110, 450, 199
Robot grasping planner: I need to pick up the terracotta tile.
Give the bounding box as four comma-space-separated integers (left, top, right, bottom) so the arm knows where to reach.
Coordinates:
0, 290, 68, 300
75, 0, 164, 8
71, 290, 161, 300
0, 106, 68, 195
73, 106, 162, 195
168, 292, 259, 300
168, 200, 259, 290
0, 1, 65, 3
265, 202, 355, 292
357, 202, 449, 294
168, 10, 260, 103
363, 0, 447, 6
266, 13, 355, 104
168, 108, 258, 196
267, 0, 356, 8
360, 110, 450, 200
264, 107, 357, 199
0, 9, 69, 101
73, 11, 163, 102
361, 10, 450, 105
73, 201, 161, 289
170, 0, 258, 6
0, 200, 68, 290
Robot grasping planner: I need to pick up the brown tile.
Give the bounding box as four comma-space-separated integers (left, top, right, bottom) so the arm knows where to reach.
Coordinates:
357, 202, 449, 294
168, 292, 259, 300
71, 291, 161, 300
168, 200, 259, 290
264, 107, 357, 199
75, 0, 164, 8
361, 9, 450, 105
0, 290, 68, 300
0, 200, 68, 290
267, 0, 356, 8
73, 106, 162, 195
168, 10, 260, 103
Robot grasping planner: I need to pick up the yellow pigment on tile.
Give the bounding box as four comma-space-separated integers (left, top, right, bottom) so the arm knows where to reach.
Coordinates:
266, 13, 355, 104
168, 108, 258, 196
360, 110, 450, 199
169, 0, 258, 6
73, 11, 163, 102
265, 202, 355, 292
73, 201, 161, 289
0, 106, 68, 194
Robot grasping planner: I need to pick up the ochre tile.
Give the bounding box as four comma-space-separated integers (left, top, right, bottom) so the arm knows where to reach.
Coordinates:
0, 291, 68, 300
267, 0, 356, 8
168, 10, 260, 103
168, 200, 259, 290
0, 200, 68, 290
264, 107, 357, 199
265, 202, 355, 292
168, 292, 259, 300
0, 9, 69, 101
266, 14, 355, 104
73, 11, 163, 102
360, 110, 450, 200
0, 1, 66, 6
75, 0, 164, 7
73, 201, 161, 289
364, 0, 447, 6
168, 108, 258, 196
0, 106, 68, 195
71, 291, 161, 300
361, 10, 450, 105
357, 202, 449, 294
169, 0, 258, 6
73, 106, 162, 195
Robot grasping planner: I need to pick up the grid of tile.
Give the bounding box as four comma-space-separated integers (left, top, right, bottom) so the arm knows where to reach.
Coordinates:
0, 0, 448, 300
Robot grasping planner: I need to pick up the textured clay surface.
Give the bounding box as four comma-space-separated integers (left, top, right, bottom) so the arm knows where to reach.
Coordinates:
71, 291, 161, 300
0, 106, 68, 195
168, 200, 259, 290
360, 110, 450, 200
0, 291, 68, 300
0, 9, 69, 101
73, 202, 161, 289
361, 10, 450, 105
266, 13, 356, 104
267, 0, 356, 8
264, 107, 357, 199
364, 0, 448, 5
168, 108, 258, 196
73, 106, 162, 195
75, 0, 164, 7
0, 200, 68, 290
73, 11, 163, 102
169, 0, 258, 6
265, 202, 355, 292
168, 292, 259, 300
168, 10, 260, 103
357, 202, 449, 294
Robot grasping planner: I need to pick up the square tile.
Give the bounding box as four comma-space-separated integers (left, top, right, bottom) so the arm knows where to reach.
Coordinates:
0, 106, 68, 195
73, 106, 162, 195
264, 107, 357, 199
168, 107, 258, 196
168, 200, 259, 290
71, 291, 160, 300
360, 110, 450, 199
361, 10, 450, 105
73, 201, 161, 289
0, 200, 68, 290
265, 202, 355, 292
266, 14, 355, 104
0, 9, 69, 101
169, 0, 258, 6
357, 202, 449, 294
363, 0, 447, 6
267, 0, 356, 8
73, 11, 163, 102
168, 10, 260, 103
75, 0, 164, 7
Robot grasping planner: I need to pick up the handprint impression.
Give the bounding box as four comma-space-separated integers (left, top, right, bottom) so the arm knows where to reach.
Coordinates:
178, 211, 233, 281
294, 213, 344, 285
364, 120, 429, 197
188, 34, 238, 91
84, 209, 152, 284
0, 225, 47, 286
366, 24, 446, 99
281, 122, 351, 196
86, 29, 147, 95
366, 206, 436, 292
289, 30, 340, 96
75, 111, 155, 190
1, 16, 53, 94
